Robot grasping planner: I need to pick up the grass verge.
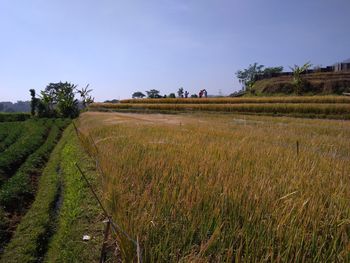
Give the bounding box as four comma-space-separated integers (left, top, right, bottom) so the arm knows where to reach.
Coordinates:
44, 125, 104, 262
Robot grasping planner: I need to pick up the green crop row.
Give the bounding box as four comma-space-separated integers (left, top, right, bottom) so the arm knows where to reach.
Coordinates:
90, 103, 350, 118
0, 113, 30, 122
0, 119, 69, 255
0, 208, 10, 254
0, 123, 12, 143
0, 123, 24, 153
0, 119, 70, 211
120, 96, 350, 104
0, 120, 51, 186
0, 125, 103, 262
0, 123, 70, 262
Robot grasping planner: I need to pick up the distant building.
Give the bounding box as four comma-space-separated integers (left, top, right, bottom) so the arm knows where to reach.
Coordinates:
334, 62, 350, 72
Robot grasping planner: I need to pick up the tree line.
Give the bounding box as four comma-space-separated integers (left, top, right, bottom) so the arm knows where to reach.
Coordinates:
0, 101, 30, 113
132, 61, 312, 100
132, 88, 206, 99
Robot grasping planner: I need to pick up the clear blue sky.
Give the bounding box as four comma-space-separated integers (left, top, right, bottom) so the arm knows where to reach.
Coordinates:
1, 0, 349, 102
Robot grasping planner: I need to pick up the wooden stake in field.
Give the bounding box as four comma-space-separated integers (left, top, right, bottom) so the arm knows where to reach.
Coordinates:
296, 140, 299, 155
100, 218, 111, 263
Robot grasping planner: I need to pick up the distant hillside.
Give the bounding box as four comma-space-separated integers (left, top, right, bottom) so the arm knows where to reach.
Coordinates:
0, 101, 30, 112
253, 71, 350, 95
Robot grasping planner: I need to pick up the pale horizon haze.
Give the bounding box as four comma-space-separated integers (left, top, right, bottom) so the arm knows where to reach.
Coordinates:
0, 0, 349, 102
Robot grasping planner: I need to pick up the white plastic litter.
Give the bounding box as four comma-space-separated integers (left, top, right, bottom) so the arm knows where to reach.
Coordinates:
83, 235, 91, 241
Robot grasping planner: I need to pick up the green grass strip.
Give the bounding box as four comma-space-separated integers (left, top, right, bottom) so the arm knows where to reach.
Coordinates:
44, 126, 103, 262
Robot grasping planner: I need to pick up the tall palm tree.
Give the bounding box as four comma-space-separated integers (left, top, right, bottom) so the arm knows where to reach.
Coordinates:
77, 84, 94, 108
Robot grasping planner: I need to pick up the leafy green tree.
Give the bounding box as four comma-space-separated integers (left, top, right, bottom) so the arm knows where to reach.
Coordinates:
39, 89, 56, 117
146, 89, 161, 98
236, 63, 284, 92
55, 83, 79, 118
36, 99, 50, 117
132, 91, 146, 98
30, 82, 83, 118
38, 82, 73, 117
177, 87, 184, 98
290, 62, 312, 95
190, 94, 198, 98
236, 63, 264, 91
169, 93, 176, 98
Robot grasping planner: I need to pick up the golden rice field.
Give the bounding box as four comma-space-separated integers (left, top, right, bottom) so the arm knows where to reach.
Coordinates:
77, 112, 350, 262
120, 96, 350, 104
90, 102, 350, 119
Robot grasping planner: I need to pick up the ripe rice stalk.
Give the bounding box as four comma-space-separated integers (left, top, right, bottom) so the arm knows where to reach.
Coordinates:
77, 112, 350, 262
